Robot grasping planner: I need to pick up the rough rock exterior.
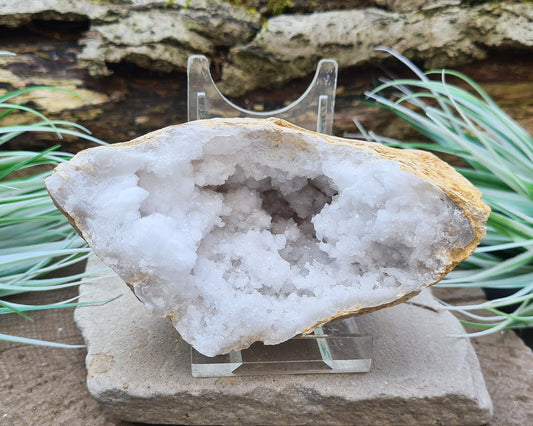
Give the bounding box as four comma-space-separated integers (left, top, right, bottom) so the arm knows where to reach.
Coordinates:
0, 0, 261, 78
1, 0, 531, 95
220, 3, 533, 95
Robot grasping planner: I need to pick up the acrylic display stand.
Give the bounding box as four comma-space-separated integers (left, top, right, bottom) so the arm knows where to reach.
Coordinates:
187, 55, 373, 377
191, 317, 372, 377
187, 55, 337, 134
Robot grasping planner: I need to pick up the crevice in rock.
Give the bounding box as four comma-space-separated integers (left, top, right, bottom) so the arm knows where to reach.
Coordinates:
105, 60, 185, 79
26, 17, 90, 39
210, 47, 231, 82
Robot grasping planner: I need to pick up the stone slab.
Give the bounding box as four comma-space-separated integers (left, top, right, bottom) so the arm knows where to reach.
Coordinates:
75, 255, 492, 425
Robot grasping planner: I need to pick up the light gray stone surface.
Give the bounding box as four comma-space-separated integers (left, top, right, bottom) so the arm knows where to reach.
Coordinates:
0, 0, 262, 77
220, 3, 533, 95
78, 1, 262, 77
1, 1, 531, 95
75, 255, 492, 425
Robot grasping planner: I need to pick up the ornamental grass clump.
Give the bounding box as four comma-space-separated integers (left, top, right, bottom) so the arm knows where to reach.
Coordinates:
356, 47, 533, 336
0, 79, 111, 347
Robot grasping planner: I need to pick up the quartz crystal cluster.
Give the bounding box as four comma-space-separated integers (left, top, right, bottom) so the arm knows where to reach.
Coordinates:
46, 118, 489, 356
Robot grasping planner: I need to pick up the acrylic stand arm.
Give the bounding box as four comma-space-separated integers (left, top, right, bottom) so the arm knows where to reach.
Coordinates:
191, 318, 372, 377
187, 55, 338, 135
187, 55, 372, 377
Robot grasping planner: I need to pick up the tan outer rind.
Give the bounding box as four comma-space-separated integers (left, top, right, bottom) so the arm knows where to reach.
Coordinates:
46, 117, 490, 339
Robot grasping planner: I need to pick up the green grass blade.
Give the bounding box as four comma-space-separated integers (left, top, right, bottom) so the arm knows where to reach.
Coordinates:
0, 333, 85, 348
359, 49, 533, 335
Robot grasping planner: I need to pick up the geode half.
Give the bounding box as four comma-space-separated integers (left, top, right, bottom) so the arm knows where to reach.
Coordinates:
46, 118, 489, 356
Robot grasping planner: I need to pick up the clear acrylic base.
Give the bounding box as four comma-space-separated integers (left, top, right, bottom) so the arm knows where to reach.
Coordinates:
191, 317, 372, 377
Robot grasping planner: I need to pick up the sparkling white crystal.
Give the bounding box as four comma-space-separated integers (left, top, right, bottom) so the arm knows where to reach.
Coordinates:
46, 120, 475, 356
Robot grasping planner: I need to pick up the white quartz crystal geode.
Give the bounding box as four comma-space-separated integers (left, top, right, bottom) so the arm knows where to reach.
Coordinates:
46, 118, 489, 356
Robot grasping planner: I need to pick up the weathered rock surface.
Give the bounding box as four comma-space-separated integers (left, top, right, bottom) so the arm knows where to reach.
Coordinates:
0, 0, 261, 78
73, 255, 493, 425
0, 0, 111, 26
79, 1, 262, 77
221, 2, 533, 95
374, 0, 462, 12
0, 1, 531, 95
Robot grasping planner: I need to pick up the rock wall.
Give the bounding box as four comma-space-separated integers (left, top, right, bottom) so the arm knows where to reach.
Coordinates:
0, 0, 531, 150
1, 0, 532, 95
220, 2, 533, 95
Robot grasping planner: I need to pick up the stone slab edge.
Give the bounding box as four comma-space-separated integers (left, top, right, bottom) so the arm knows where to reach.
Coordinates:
75, 255, 492, 425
